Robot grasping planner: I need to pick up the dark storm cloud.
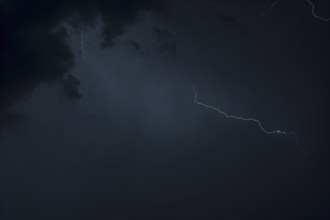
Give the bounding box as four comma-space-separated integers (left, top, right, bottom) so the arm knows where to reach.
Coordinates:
60, 74, 82, 99
128, 40, 142, 53
0, 111, 24, 129
216, 12, 245, 31
1, 0, 166, 127
153, 27, 177, 57
216, 12, 238, 25
1, 1, 329, 219
1, 23, 74, 127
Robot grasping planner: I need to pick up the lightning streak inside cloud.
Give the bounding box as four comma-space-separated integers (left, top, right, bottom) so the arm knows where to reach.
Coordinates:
261, 0, 330, 21
80, 30, 86, 58
193, 86, 308, 154
63, 24, 86, 58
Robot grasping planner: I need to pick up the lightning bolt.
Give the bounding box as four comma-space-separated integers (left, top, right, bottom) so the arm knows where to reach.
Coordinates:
261, 0, 330, 21
193, 85, 308, 155
306, 0, 330, 21
260, 0, 281, 16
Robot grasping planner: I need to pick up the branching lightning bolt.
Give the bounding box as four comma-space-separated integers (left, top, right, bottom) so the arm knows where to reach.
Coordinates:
193, 85, 308, 155
261, 0, 330, 21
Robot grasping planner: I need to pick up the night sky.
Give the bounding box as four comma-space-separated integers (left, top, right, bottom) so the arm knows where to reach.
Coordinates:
1, 0, 329, 219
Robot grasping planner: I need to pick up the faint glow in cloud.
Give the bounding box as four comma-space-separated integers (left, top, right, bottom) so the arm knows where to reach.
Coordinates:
63, 23, 74, 34
62, 23, 87, 59
80, 30, 86, 58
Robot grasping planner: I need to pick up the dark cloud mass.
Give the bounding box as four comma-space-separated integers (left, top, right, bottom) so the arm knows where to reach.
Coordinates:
153, 27, 177, 57
128, 40, 142, 52
1, 0, 165, 127
1, 1, 329, 220
216, 12, 240, 26
60, 74, 82, 99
